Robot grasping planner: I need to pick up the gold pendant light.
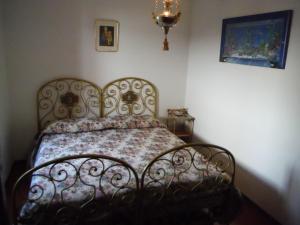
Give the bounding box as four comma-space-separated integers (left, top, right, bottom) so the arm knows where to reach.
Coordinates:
152, 0, 181, 51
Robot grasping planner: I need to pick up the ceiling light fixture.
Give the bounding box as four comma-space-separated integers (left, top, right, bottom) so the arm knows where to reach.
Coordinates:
152, 0, 181, 51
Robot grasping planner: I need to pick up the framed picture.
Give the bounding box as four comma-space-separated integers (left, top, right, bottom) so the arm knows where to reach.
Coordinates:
95, 19, 119, 52
220, 10, 293, 69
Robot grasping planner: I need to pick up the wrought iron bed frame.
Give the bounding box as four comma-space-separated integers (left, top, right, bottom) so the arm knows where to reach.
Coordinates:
11, 77, 241, 225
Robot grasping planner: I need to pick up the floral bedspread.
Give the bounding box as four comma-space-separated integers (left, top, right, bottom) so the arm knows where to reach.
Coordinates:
35, 116, 184, 171
22, 116, 225, 217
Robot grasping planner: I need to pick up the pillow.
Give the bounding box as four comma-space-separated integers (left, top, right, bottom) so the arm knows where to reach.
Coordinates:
106, 115, 166, 129
126, 115, 166, 129
43, 119, 79, 134
43, 118, 105, 134
43, 115, 166, 134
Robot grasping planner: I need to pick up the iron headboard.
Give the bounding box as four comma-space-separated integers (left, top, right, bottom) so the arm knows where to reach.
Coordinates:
101, 77, 158, 117
37, 78, 101, 131
37, 77, 158, 131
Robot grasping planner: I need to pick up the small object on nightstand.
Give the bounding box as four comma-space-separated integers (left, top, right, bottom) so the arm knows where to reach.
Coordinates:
167, 108, 195, 142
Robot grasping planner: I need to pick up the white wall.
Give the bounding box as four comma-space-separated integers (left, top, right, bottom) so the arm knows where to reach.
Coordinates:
0, 0, 11, 181
4, 0, 191, 160
4, 0, 299, 223
185, 0, 300, 224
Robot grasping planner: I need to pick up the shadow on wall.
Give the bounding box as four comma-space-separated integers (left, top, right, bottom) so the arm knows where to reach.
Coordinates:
235, 164, 286, 223
286, 158, 300, 225
192, 134, 288, 224
5, 0, 86, 161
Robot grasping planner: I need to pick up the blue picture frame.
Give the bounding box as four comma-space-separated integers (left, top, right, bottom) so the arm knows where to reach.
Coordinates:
220, 10, 293, 69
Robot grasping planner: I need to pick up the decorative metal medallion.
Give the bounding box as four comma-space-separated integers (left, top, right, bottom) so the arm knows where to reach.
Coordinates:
122, 91, 139, 104
60, 92, 79, 107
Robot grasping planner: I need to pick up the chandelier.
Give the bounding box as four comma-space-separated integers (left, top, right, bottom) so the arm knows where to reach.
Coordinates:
152, 0, 181, 51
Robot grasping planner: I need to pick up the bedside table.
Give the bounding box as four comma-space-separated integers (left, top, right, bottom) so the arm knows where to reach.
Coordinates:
167, 109, 195, 142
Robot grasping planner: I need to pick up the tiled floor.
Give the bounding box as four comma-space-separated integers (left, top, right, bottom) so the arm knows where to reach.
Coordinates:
6, 161, 281, 225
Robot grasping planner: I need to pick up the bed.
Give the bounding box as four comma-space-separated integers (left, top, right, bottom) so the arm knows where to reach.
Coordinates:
11, 77, 241, 225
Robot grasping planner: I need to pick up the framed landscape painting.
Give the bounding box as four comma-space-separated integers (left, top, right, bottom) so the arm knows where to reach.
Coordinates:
95, 19, 119, 52
220, 10, 293, 69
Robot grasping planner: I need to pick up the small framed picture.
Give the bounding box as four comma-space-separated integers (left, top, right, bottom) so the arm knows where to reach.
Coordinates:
95, 19, 119, 52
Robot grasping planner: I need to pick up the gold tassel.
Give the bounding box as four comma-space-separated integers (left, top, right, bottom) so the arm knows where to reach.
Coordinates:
163, 37, 169, 51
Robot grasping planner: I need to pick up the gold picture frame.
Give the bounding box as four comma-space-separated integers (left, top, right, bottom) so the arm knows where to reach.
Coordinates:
95, 19, 119, 52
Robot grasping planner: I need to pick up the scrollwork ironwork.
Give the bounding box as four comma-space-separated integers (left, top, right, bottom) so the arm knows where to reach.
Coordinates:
12, 155, 139, 225
141, 143, 235, 200
102, 77, 158, 117
12, 145, 240, 225
37, 78, 101, 130
139, 144, 238, 225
